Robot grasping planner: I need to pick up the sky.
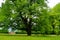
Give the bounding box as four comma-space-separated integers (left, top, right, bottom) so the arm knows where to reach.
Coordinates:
0, 0, 60, 8
0, 0, 5, 7
48, 0, 60, 8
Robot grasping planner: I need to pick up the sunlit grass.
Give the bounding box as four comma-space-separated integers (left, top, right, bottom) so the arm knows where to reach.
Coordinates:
0, 34, 60, 40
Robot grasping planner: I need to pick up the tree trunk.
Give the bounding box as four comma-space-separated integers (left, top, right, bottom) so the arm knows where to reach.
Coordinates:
26, 24, 32, 36
19, 12, 32, 36
26, 18, 32, 36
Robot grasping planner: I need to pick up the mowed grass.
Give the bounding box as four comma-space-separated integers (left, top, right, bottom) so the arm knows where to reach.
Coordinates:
0, 34, 60, 40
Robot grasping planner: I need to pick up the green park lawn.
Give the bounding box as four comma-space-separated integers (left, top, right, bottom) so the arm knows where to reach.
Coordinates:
0, 33, 60, 40
0, 34, 60, 40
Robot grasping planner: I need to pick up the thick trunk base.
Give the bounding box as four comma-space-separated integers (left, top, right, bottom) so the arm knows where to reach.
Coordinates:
26, 27, 31, 36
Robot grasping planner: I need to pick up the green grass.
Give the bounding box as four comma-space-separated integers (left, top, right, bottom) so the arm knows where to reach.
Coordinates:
0, 34, 60, 40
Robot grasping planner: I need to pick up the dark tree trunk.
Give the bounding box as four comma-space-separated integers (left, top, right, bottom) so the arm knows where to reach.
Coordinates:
26, 25, 31, 36
26, 18, 32, 36
19, 12, 32, 36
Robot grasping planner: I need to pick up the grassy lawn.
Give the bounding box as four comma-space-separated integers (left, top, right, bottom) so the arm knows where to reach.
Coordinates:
0, 34, 60, 40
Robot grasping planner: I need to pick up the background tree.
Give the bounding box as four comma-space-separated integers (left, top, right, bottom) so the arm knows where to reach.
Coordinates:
49, 3, 60, 34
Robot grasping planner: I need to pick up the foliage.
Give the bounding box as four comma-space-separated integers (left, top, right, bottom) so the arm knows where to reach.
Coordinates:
0, 0, 60, 35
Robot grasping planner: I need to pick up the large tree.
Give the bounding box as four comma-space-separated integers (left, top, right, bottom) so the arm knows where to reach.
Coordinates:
1, 0, 48, 36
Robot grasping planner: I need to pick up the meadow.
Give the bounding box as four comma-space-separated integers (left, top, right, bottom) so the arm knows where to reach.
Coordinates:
0, 34, 60, 40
